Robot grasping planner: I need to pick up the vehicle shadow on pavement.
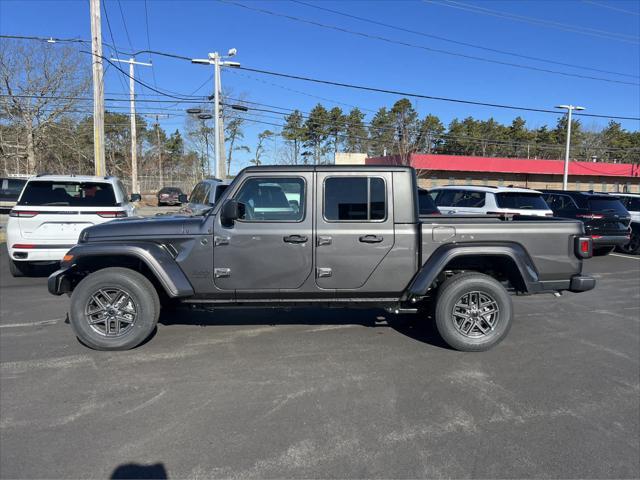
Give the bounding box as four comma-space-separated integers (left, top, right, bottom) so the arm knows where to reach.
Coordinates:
157, 306, 452, 350
110, 462, 168, 479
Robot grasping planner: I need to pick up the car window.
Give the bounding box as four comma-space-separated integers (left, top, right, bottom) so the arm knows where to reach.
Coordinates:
452, 190, 485, 208
588, 197, 628, 215
418, 190, 438, 215
324, 177, 386, 221
434, 189, 459, 207
546, 194, 574, 211
496, 192, 548, 210
620, 197, 640, 211
117, 181, 128, 201
236, 177, 305, 222
18, 181, 118, 207
213, 184, 229, 204
0, 178, 26, 199
189, 183, 206, 204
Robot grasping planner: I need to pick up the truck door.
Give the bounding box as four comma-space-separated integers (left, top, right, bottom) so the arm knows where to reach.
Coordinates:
213, 173, 313, 294
315, 172, 394, 290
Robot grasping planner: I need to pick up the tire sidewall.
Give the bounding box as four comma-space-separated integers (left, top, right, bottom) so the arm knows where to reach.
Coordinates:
70, 268, 160, 350
435, 274, 513, 352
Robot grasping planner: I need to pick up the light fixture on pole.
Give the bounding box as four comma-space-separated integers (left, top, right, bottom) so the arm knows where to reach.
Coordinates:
187, 109, 214, 177
555, 104, 585, 191
191, 48, 240, 179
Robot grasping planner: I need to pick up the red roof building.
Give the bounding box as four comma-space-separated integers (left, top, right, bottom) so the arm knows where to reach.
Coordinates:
364, 154, 640, 193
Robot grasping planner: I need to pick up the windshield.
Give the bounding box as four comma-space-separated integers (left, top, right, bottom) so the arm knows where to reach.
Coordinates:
496, 192, 549, 210
588, 197, 628, 215
18, 181, 118, 207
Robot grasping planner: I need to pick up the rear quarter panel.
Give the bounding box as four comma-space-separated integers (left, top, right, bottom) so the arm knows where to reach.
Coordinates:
421, 217, 584, 281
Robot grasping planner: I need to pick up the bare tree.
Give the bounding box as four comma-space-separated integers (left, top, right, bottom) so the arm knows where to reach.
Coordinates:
0, 40, 90, 173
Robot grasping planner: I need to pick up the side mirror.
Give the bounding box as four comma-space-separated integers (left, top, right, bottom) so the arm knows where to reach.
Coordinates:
178, 194, 188, 204
221, 199, 240, 224
130, 193, 141, 202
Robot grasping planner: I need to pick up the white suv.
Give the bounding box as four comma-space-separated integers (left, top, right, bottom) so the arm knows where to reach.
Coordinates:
7, 175, 139, 276
430, 185, 553, 217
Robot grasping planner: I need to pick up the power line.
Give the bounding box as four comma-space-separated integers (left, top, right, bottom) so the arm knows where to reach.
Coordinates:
101, 1, 129, 95
291, 0, 638, 79
219, 0, 639, 86
426, 0, 640, 44
143, 0, 159, 88
117, 0, 135, 51
582, 0, 640, 16
237, 66, 640, 121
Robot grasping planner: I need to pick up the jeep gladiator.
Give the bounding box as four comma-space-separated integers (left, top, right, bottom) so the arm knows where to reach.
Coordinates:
48, 166, 596, 351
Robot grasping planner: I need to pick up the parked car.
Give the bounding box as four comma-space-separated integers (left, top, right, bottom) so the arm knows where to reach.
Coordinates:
182, 178, 229, 215
430, 185, 553, 217
610, 193, 640, 254
7, 175, 140, 277
49, 165, 594, 352
157, 187, 185, 206
541, 190, 631, 255
417, 188, 440, 215
0, 177, 27, 213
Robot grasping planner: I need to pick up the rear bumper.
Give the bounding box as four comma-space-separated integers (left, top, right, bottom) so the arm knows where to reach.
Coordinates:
8, 245, 74, 262
591, 235, 630, 248
569, 274, 596, 293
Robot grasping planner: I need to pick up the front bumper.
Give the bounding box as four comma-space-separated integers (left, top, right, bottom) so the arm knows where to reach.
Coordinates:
48, 267, 73, 295
569, 274, 596, 293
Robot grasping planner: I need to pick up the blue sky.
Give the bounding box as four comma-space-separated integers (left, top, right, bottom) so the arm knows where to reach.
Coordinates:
1, 0, 639, 171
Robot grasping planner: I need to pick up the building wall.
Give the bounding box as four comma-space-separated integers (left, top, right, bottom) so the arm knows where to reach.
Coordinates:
416, 170, 640, 193
335, 152, 367, 165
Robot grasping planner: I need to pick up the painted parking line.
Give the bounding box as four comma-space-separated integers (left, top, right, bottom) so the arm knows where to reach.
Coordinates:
0, 318, 62, 329
609, 253, 640, 261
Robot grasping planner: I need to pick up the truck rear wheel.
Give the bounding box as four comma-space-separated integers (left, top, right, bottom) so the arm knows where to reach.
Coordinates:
434, 272, 512, 352
69, 267, 160, 350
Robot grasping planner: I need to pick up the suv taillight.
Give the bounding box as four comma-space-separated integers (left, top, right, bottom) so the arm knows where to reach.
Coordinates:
575, 236, 593, 259
96, 211, 127, 218
577, 213, 604, 220
9, 210, 39, 218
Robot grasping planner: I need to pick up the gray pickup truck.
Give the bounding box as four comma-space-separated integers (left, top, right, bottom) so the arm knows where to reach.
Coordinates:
48, 166, 595, 352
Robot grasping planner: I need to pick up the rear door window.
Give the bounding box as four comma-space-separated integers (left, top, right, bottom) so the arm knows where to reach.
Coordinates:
588, 197, 628, 215
433, 189, 459, 207
324, 177, 386, 221
496, 192, 549, 210
452, 190, 485, 208
18, 181, 118, 207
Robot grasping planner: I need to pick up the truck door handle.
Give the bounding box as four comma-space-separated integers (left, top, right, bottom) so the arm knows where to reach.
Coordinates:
283, 234, 307, 244
359, 234, 383, 243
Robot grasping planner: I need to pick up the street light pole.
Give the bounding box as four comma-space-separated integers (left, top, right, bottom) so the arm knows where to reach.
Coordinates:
555, 104, 585, 191
192, 49, 240, 179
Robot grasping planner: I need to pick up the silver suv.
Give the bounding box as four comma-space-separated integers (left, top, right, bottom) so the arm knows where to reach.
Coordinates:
182, 178, 229, 215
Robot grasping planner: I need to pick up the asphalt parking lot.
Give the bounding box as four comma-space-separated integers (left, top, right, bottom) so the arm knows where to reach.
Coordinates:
0, 249, 638, 479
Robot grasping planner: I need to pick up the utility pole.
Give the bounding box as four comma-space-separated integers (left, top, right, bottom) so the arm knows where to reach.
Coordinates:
112, 57, 152, 194
146, 114, 169, 188
192, 48, 240, 179
555, 104, 585, 190
89, 0, 106, 176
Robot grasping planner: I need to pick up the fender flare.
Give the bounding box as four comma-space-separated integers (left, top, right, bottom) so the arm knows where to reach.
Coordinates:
50, 242, 194, 298
404, 242, 539, 299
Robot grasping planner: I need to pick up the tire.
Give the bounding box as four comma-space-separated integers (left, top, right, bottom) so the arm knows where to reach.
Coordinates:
9, 260, 31, 277
157, 201, 165, 207
69, 267, 161, 350
434, 272, 513, 352
593, 247, 615, 256
618, 232, 640, 255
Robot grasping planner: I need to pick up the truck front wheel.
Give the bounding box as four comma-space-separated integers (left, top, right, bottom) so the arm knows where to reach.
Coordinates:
69, 267, 160, 350
434, 272, 512, 352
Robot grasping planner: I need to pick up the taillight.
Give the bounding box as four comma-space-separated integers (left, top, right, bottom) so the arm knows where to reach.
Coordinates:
577, 214, 604, 220
591, 235, 602, 239
96, 211, 127, 218
575, 236, 593, 259
9, 210, 39, 218
12, 244, 36, 249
